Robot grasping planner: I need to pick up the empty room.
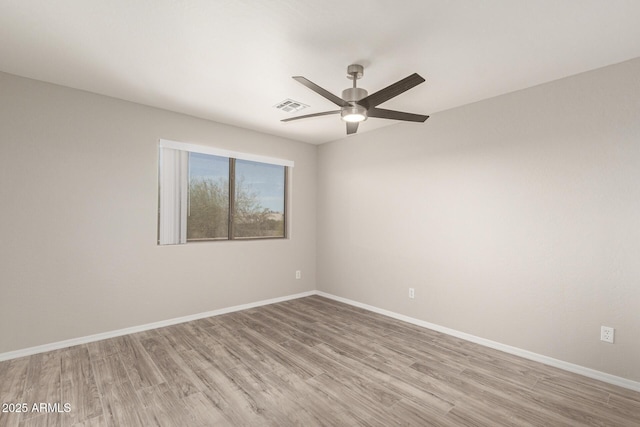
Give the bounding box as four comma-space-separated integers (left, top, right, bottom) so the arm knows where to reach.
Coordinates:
1, 1, 639, 426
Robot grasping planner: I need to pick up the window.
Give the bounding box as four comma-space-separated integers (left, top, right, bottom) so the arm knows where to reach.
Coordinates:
233, 159, 286, 239
187, 152, 229, 241
158, 139, 292, 244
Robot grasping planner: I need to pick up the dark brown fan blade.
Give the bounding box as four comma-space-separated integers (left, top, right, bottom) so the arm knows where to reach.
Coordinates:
281, 110, 340, 122
346, 122, 359, 135
367, 108, 429, 122
292, 76, 351, 107
357, 73, 425, 109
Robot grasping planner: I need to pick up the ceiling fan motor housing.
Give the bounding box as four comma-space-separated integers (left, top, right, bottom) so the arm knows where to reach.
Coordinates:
341, 87, 368, 122
342, 87, 368, 102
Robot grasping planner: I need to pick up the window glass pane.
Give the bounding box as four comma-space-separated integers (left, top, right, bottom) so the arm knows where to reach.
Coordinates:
234, 160, 285, 238
187, 152, 229, 240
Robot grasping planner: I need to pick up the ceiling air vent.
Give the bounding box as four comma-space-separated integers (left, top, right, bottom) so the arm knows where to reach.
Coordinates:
274, 99, 309, 113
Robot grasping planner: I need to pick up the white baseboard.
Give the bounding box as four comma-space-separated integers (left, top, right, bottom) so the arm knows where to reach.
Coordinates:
316, 291, 640, 393
0, 290, 316, 362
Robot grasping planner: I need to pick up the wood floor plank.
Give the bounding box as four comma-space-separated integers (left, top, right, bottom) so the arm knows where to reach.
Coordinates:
463, 349, 542, 389
413, 359, 552, 425
306, 372, 399, 425
528, 377, 640, 426
383, 332, 470, 374
18, 411, 62, 427
265, 306, 374, 360
313, 320, 390, 355
446, 403, 535, 427
205, 312, 247, 332
239, 312, 294, 343
360, 352, 465, 407
280, 340, 406, 414
259, 304, 318, 331
163, 322, 244, 373
314, 343, 455, 415
246, 310, 323, 347
138, 336, 204, 398
265, 300, 322, 325
387, 398, 458, 427
0, 357, 21, 394
1, 296, 638, 426
236, 327, 324, 379
96, 400, 149, 427
0, 357, 30, 427
60, 346, 102, 425
223, 364, 330, 426
177, 347, 275, 426
21, 351, 62, 422
456, 367, 579, 427
607, 391, 640, 422
534, 375, 611, 407
86, 340, 118, 362
307, 295, 445, 340
459, 364, 635, 426
441, 336, 554, 381
284, 299, 365, 331
179, 391, 228, 427
261, 365, 377, 425
91, 354, 148, 427
112, 335, 165, 391
137, 383, 226, 427
70, 414, 108, 427
204, 325, 285, 375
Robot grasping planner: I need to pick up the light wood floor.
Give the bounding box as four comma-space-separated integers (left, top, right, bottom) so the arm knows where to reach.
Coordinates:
1, 296, 639, 426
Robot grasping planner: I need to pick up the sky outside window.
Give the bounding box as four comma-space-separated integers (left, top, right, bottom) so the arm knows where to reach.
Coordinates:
235, 159, 285, 213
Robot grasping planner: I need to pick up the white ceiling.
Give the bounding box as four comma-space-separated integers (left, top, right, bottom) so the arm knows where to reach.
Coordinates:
1, 1, 640, 145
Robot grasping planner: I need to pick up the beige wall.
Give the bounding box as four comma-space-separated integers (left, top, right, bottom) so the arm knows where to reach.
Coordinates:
0, 72, 316, 353
317, 58, 640, 381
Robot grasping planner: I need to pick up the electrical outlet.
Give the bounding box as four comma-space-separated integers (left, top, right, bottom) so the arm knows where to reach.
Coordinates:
409, 288, 415, 299
295, 270, 301, 279
601, 326, 614, 344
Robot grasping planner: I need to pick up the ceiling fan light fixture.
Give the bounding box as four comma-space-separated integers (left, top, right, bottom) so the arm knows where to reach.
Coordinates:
341, 105, 367, 123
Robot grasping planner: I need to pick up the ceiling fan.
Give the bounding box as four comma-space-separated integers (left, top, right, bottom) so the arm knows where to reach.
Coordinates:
282, 64, 429, 135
